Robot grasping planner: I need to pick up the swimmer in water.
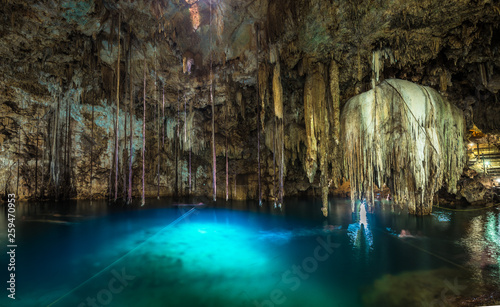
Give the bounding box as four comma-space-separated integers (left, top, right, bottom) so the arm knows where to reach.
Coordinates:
398, 229, 415, 238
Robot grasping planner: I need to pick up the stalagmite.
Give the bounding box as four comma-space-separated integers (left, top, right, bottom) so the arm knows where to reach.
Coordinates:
342, 79, 465, 215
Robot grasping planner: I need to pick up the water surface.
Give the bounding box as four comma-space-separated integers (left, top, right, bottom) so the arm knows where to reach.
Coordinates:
0, 198, 498, 307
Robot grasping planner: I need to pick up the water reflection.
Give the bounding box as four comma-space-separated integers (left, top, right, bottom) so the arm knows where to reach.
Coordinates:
461, 212, 500, 286
347, 201, 374, 255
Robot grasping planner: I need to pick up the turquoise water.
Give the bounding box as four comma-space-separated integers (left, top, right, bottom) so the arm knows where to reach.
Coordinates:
0, 198, 498, 307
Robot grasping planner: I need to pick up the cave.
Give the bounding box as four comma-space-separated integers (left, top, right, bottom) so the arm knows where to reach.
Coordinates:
1, 0, 500, 306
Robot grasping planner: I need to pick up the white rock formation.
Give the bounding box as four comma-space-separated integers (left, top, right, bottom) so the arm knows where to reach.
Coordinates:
342, 79, 465, 214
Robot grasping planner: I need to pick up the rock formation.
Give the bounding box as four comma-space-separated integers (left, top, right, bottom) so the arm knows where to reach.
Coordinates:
342, 79, 465, 215
0, 0, 499, 214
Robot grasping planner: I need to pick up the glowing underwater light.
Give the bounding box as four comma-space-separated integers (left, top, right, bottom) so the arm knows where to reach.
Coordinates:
152, 221, 270, 275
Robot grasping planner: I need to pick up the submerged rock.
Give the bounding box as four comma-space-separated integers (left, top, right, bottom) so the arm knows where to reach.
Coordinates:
362, 268, 473, 307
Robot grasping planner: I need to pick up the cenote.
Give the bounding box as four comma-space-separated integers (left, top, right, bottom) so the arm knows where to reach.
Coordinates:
1, 198, 499, 307
2, 0, 500, 306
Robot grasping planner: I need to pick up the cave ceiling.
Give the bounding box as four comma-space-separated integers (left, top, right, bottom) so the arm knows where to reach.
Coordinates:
0, 0, 499, 132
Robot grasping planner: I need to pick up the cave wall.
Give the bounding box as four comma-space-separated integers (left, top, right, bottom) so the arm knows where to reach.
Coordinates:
0, 0, 499, 214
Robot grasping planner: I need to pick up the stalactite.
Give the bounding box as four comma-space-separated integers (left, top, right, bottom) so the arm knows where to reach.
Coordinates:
65, 89, 72, 198
187, 99, 191, 194
237, 91, 244, 120
189, 141, 192, 193
108, 117, 113, 202
175, 90, 180, 198
155, 40, 160, 200
128, 44, 133, 204
328, 59, 341, 192
233, 169, 237, 199
280, 115, 285, 205
271, 55, 285, 204
63, 94, 69, 193
479, 63, 488, 87
329, 60, 340, 145
304, 62, 330, 214
356, 48, 362, 94
35, 116, 39, 199
16, 126, 20, 196
68, 93, 73, 196
342, 79, 466, 215
372, 50, 381, 88
182, 95, 188, 193
142, 57, 146, 206
210, 1, 216, 201
70, 93, 75, 189
184, 96, 187, 145
319, 78, 329, 217
123, 79, 128, 201
272, 63, 283, 119
162, 85, 165, 145
189, 96, 193, 193
371, 49, 395, 89
114, 13, 121, 202
225, 94, 228, 201
258, 64, 268, 131
90, 98, 94, 200
273, 119, 276, 204
256, 24, 262, 205
303, 70, 318, 183
51, 92, 60, 197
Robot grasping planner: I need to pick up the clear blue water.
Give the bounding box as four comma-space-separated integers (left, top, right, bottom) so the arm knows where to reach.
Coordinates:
0, 198, 498, 307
